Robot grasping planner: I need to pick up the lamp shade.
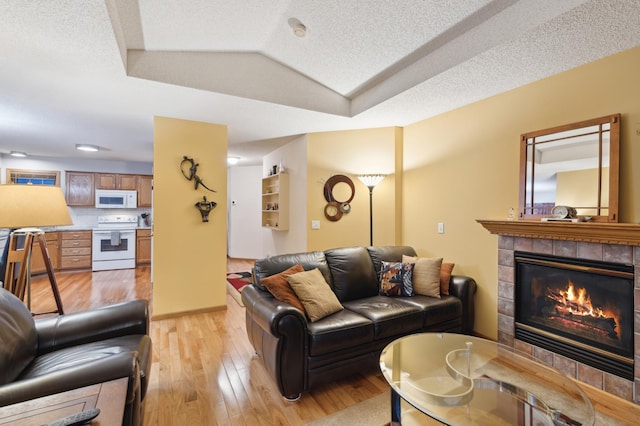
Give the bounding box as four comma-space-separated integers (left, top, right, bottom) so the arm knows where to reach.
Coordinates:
357, 174, 386, 189
0, 185, 72, 229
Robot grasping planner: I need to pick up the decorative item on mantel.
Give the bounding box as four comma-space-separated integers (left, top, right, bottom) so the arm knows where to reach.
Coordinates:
541, 205, 582, 222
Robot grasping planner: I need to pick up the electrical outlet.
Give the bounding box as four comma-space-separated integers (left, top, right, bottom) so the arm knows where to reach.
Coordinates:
311, 220, 320, 230
437, 222, 444, 234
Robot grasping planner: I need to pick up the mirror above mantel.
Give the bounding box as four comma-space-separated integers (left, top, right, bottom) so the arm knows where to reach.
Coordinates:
519, 113, 620, 222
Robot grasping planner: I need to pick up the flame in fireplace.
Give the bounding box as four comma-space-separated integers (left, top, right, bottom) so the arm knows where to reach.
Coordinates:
561, 281, 606, 318
546, 280, 620, 340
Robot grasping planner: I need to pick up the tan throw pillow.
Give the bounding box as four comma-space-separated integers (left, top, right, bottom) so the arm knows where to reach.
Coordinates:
286, 268, 343, 322
260, 264, 306, 313
402, 255, 443, 298
440, 262, 455, 296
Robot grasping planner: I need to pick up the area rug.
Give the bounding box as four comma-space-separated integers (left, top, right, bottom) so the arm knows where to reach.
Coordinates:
226, 271, 252, 306
305, 392, 389, 426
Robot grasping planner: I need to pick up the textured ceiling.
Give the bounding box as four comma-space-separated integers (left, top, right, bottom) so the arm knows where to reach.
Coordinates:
1, 0, 639, 165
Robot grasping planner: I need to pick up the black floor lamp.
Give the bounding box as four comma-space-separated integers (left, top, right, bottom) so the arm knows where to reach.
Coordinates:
357, 174, 385, 246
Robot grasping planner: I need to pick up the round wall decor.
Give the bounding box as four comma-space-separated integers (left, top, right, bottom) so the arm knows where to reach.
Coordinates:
324, 201, 343, 221
323, 175, 355, 204
323, 174, 355, 222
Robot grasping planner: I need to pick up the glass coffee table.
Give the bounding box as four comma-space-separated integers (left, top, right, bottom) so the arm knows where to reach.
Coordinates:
380, 333, 595, 425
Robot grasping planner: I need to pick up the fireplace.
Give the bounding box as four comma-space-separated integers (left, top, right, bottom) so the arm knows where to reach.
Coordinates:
515, 251, 635, 380
478, 220, 640, 402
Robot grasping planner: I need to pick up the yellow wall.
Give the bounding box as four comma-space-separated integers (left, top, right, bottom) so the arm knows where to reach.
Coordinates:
556, 167, 609, 216
306, 128, 400, 251
153, 116, 228, 317
403, 45, 640, 339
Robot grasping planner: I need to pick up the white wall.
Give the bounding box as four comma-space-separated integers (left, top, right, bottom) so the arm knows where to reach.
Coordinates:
227, 165, 264, 259
262, 136, 307, 256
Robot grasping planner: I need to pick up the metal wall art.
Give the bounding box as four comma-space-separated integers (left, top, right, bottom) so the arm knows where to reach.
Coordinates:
180, 156, 217, 192
195, 196, 217, 222
180, 155, 218, 223
323, 174, 355, 222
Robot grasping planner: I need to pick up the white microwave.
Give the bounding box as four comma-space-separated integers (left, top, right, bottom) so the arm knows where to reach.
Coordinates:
95, 190, 137, 209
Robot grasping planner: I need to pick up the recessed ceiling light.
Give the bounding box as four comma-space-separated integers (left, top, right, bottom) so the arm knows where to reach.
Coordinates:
76, 144, 100, 152
227, 156, 240, 165
10, 151, 27, 157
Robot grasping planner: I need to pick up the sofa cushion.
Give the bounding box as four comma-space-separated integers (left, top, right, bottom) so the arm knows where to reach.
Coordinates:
253, 250, 332, 291
402, 255, 442, 298
287, 268, 343, 322
440, 263, 455, 295
379, 261, 414, 296
260, 263, 306, 312
0, 289, 37, 385
342, 296, 423, 339
366, 246, 418, 281
325, 247, 378, 302
307, 310, 374, 356
399, 295, 463, 327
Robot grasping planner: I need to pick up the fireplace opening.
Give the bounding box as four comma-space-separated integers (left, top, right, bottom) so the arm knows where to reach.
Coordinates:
514, 251, 634, 380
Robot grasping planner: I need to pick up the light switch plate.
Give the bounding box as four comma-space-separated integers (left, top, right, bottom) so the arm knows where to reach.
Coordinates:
437, 222, 444, 234
311, 220, 320, 230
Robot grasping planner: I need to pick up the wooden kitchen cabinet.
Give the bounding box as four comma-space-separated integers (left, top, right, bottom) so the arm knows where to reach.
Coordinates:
59, 231, 92, 270
65, 171, 95, 206
137, 175, 153, 207
136, 229, 151, 265
96, 173, 138, 190
30, 232, 59, 275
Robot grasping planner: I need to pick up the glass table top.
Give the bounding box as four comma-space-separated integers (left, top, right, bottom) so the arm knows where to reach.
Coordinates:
379, 333, 595, 426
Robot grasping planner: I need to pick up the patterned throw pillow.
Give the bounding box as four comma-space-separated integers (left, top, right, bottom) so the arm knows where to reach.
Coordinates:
402, 255, 443, 298
379, 261, 414, 296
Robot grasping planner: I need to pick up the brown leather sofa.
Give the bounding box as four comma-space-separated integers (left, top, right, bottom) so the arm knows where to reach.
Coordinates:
241, 246, 477, 400
0, 288, 152, 425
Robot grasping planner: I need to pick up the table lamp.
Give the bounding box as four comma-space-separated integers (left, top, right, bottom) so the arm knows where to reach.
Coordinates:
0, 184, 72, 314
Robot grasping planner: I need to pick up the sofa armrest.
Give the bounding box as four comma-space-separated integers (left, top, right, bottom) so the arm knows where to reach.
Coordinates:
448, 275, 477, 334
241, 285, 308, 398
241, 285, 307, 338
35, 300, 149, 355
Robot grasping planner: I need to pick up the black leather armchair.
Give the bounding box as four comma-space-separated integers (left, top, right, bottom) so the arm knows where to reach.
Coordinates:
0, 288, 152, 425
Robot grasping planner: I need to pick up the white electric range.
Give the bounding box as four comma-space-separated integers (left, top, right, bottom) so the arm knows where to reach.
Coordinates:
92, 214, 138, 271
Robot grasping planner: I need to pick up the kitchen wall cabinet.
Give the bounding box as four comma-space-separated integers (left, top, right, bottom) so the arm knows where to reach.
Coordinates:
30, 232, 59, 275
96, 173, 138, 190
65, 171, 95, 206
66, 171, 153, 208
137, 175, 153, 207
59, 230, 92, 270
136, 229, 151, 265
261, 173, 289, 230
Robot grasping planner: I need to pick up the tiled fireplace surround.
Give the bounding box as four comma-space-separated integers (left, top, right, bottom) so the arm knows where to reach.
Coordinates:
479, 220, 640, 404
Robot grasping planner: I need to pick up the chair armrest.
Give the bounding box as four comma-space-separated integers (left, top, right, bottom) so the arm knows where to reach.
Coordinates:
35, 299, 149, 355
448, 275, 477, 334
0, 352, 139, 407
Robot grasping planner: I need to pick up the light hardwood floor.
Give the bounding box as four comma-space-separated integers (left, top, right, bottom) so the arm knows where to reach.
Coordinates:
28, 260, 640, 425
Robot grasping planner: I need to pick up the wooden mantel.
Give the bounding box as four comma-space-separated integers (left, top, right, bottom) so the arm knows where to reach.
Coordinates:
477, 219, 640, 246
